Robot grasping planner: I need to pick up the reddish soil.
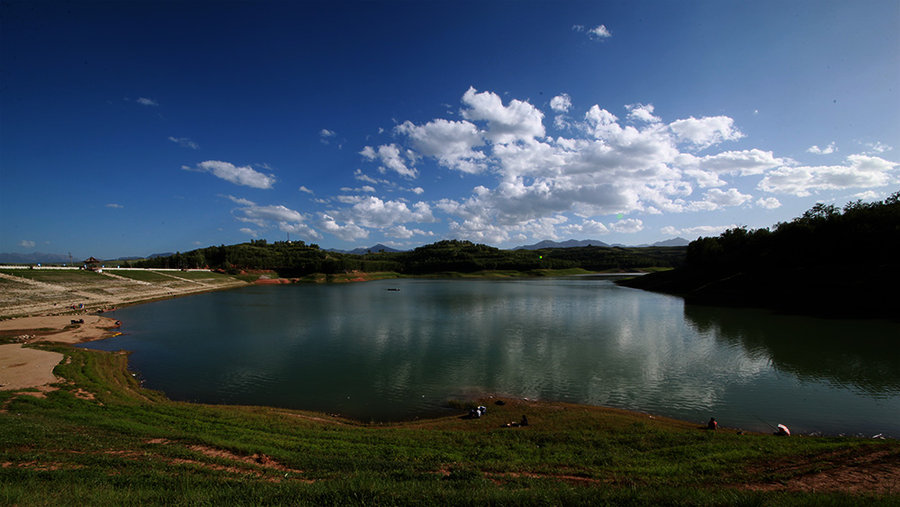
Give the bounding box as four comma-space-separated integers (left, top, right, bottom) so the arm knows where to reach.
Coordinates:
741, 445, 900, 494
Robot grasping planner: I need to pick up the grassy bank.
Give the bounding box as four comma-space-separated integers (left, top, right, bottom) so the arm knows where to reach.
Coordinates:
1, 341, 897, 505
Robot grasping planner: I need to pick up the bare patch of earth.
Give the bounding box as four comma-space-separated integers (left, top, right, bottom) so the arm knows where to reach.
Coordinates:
142, 439, 311, 482
740, 446, 900, 494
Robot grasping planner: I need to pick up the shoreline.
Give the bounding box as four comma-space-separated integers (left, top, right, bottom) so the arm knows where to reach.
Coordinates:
0, 315, 121, 393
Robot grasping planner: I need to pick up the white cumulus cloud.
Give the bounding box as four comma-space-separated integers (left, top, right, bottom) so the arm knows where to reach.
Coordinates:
19, 240, 36, 248
461, 87, 545, 144
756, 197, 782, 209
236, 204, 304, 226
669, 116, 743, 150
186, 160, 276, 189
685, 149, 787, 176
609, 218, 643, 233
559, 219, 610, 237
395, 119, 486, 173
386, 225, 433, 239
340, 88, 898, 246
807, 142, 837, 155
851, 190, 880, 200
589, 24, 612, 39
343, 196, 436, 228
661, 224, 740, 238
626, 103, 660, 123
702, 188, 753, 209
758, 154, 898, 196
226, 196, 320, 240
550, 93, 572, 113
319, 214, 369, 241
360, 144, 417, 178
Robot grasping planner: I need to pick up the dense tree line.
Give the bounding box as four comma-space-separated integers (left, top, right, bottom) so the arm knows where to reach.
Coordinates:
542, 245, 686, 272
620, 191, 900, 317
686, 193, 900, 271
131, 238, 685, 275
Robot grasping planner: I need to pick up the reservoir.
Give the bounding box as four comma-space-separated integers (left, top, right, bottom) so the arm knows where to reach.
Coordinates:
82, 277, 900, 436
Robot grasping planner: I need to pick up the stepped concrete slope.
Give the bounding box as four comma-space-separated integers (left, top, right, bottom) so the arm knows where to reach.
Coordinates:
0, 268, 247, 318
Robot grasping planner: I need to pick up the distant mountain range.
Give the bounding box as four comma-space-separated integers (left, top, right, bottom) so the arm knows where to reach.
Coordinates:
644, 237, 690, 247
0, 251, 176, 265
0, 252, 75, 265
513, 237, 689, 250
514, 239, 609, 250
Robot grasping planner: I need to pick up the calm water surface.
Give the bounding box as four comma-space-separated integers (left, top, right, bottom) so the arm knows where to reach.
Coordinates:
82, 278, 900, 436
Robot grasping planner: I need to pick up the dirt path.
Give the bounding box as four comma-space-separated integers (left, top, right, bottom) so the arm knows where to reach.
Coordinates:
148, 270, 212, 286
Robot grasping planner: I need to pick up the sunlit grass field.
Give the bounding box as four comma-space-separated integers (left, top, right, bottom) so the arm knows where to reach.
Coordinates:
0, 268, 107, 285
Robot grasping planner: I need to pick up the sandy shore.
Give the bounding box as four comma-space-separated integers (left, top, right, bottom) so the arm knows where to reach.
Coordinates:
0, 315, 119, 392
0, 268, 247, 393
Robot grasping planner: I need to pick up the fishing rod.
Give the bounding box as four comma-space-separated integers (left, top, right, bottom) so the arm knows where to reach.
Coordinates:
754, 415, 778, 431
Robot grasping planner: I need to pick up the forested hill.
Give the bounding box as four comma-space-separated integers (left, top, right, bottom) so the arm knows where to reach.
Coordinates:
129, 239, 685, 276
618, 192, 900, 318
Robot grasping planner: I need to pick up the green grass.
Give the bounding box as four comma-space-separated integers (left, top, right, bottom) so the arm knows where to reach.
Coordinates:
0, 277, 26, 287
0, 269, 107, 284
106, 270, 175, 283
1, 341, 896, 505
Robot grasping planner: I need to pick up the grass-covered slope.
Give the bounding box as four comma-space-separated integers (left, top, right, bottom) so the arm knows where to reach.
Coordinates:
2, 342, 897, 505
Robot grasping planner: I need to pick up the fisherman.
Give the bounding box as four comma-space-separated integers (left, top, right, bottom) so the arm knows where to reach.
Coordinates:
707, 417, 718, 430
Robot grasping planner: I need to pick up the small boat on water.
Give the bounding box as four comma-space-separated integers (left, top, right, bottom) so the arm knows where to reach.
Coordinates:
386, 288, 400, 291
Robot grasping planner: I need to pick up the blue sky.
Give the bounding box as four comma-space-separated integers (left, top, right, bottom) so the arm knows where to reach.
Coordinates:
2, 1, 898, 259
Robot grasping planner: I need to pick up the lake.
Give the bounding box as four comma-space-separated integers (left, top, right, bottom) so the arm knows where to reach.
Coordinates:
82, 277, 900, 436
